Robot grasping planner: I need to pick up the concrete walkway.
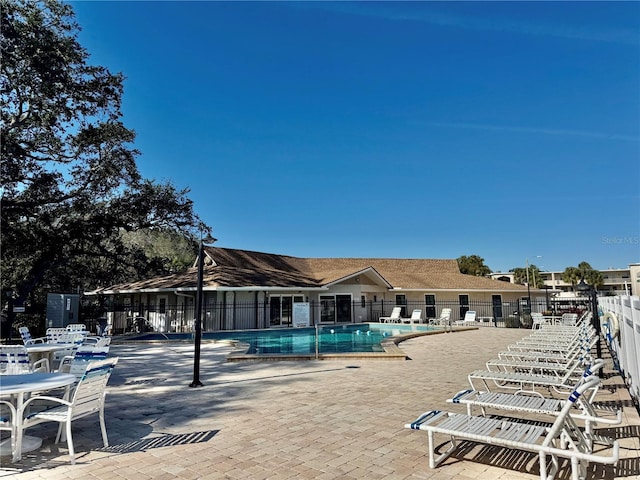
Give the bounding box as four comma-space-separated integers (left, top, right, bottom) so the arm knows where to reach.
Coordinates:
2, 327, 639, 479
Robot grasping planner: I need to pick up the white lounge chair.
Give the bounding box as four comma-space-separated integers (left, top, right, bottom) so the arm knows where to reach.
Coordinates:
507, 327, 596, 357
405, 375, 619, 479
447, 374, 622, 445
467, 357, 602, 398
431, 308, 451, 326
21, 357, 119, 465
562, 313, 579, 326
455, 310, 476, 326
379, 306, 403, 323
402, 309, 423, 324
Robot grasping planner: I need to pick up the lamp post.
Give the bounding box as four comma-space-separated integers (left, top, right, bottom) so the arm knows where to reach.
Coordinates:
542, 285, 552, 312
525, 256, 542, 319
576, 278, 602, 376
525, 258, 531, 317
190, 235, 216, 388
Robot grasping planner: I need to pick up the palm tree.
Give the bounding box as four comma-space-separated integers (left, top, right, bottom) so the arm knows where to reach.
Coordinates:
562, 267, 582, 290
585, 269, 604, 290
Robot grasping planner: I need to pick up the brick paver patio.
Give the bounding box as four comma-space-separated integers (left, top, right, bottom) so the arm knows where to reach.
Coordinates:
2, 327, 639, 479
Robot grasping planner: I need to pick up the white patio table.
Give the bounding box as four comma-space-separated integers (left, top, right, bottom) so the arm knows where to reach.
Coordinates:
0, 372, 76, 462
25, 343, 77, 371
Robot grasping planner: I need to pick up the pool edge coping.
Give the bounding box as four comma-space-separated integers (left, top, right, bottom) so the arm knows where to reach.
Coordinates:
225, 326, 479, 362
111, 325, 480, 362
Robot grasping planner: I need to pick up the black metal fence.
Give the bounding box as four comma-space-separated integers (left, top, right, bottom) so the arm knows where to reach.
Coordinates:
95, 298, 550, 335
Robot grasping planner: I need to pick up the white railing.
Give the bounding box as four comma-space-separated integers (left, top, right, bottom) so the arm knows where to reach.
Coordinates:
598, 295, 640, 405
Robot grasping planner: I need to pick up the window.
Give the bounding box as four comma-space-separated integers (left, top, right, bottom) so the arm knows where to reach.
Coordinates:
320, 295, 353, 323
159, 298, 166, 314
395, 294, 407, 317
320, 296, 336, 323
459, 295, 469, 318
269, 296, 294, 326
270, 297, 281, 326
425, 295, 436, 319
492, 295, 503, 319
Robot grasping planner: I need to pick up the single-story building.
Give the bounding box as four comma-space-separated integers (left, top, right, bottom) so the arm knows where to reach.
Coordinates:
88, 247, 534, 333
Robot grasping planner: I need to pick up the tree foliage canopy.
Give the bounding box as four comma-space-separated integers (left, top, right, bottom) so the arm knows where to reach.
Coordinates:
457, 255, 492, 276
1, 0, 210, 314
510, 265, 544, 288
563, 262, 604, 290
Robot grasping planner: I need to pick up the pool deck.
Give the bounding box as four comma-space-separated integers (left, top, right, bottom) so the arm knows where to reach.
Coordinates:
2, 327, 639, 479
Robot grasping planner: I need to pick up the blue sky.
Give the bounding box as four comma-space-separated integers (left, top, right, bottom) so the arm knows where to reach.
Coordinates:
70, 1, 639, 273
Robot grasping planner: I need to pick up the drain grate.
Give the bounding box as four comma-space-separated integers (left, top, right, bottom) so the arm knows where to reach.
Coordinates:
99, 430, 219, 453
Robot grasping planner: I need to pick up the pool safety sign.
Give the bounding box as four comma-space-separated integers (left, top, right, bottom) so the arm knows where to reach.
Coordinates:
293, 302, 310, 328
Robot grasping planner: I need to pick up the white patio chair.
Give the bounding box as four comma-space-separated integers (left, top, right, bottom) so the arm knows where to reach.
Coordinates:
531, 312, 547, 329
58, 344, 110, 380
405, 375, 619, 480
0, 345, 49, 374
455, 310, 476, 326
81, 335, 111, 347
65, 324, 86, 333
48, 331, 87, 371
0, 400, 17, 456
18, 326, 47, 345
46, 327, 69, 343
20, 357, 119, 465
402, 309, 423, 324
379, 306, 403, 323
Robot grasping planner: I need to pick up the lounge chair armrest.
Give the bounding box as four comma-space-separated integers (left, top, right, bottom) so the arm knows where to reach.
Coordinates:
405, 410, 444, 430
588, 406, 623, 425
446, 389, 476, 404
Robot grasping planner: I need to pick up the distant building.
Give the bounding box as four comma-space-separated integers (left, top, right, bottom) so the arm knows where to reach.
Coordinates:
489, 266, 635, 297
630, 264, 640, 296
88, 247, 531, 333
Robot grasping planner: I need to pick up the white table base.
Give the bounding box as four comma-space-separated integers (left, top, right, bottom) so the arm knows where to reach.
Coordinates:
0, 434, 42, 457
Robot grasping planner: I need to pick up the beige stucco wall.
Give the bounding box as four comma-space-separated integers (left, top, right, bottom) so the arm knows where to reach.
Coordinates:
629, 264, 640, 296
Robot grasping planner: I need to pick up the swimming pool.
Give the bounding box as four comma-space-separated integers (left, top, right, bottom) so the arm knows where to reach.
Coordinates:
124, 323, 439, 360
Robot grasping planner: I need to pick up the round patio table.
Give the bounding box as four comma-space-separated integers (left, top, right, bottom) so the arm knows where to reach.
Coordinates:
0, 372, 76, 462
25, 343, 76, 370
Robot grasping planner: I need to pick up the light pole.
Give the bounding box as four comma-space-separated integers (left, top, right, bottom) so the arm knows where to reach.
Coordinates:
525, 256, 542, 317
542, 285, 552, 312
525, 258, 531, 317
190, 235, 216, 388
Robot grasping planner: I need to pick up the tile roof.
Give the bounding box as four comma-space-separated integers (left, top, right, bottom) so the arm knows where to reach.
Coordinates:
93, 247, 529, 293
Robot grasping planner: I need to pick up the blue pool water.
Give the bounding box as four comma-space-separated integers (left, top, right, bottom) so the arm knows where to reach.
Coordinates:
128, 323, 435, 354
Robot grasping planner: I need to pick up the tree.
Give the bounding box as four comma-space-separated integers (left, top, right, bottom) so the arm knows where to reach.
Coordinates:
562, 267, 582, 289
510, 265, 543, 288
562, 262, 604, 290
584, 269, 604, 290
457, 255, 492, 276
120, 228, 197, 275
1, 1, 210, 326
